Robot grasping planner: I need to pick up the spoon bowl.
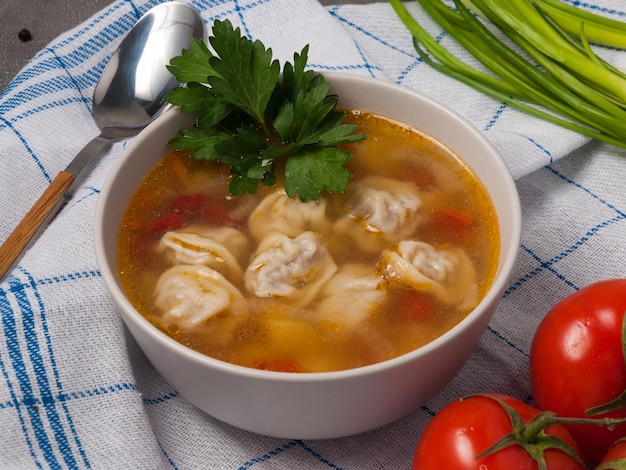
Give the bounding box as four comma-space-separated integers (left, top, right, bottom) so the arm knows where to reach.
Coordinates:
94, 2, 204, 129
0, 2, 205, 281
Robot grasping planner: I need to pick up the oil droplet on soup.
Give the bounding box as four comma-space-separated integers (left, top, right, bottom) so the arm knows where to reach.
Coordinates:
117, 110, 500, 373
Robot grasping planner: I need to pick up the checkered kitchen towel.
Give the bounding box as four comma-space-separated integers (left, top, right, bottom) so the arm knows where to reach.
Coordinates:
1, 0, 625, 468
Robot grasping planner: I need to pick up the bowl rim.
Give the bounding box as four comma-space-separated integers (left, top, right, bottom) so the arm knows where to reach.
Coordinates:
94, 72, 522, 383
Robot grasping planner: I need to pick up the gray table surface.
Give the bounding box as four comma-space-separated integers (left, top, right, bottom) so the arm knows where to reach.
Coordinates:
0, 0, 373, 94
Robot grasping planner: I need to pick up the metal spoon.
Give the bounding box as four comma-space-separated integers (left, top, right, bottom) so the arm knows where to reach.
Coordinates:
0, 2, 204, 281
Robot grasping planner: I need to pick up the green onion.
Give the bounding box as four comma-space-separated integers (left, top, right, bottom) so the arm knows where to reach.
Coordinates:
388, 0, 626, 149
463, 0, 626, 48
530, 0, 626, 49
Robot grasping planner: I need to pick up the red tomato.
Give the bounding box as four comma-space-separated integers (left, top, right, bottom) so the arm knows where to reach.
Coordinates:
171, 193, 208, 214
432, 208, 474, 232
597, 438, 626, 469
398, 289, 434, 321
529, 279, 626, 466
412, 394, 583, 469
426, 207, 476, 244
147, 213, 183, 234
405, 168, 436, 190
203, 200, 235, 226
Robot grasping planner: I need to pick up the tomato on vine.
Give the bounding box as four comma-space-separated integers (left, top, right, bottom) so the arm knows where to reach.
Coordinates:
529, 279, 626, 466
412, 394, 584, 469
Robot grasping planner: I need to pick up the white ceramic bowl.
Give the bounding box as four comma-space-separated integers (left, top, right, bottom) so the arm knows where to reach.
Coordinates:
94, 73, 521, 439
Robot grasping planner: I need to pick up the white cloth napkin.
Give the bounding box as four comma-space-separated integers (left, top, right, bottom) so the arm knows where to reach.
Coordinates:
1, 0, 625, 468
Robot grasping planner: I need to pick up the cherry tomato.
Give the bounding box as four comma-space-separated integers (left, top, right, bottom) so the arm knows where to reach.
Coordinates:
529, 279, 626, 466
412, 394, 583, 469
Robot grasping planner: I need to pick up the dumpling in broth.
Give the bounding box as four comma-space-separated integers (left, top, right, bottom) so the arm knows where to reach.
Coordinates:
158, 226, 248, 282
379, 240, 477, 307
334, 175, 423, 253
154, 264, 246, 329
318, 264, 386, 330
245, 231, 337, 307
248, 188, 331, 240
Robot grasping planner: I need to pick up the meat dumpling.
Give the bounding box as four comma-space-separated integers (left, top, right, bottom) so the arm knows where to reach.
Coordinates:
379, 240, 477, 306
154, 264, 246, 329
318, 264, 386, 329
245, 231, 337, 307
334, 176, 423, 253
248, 188, 330, 240
158, 227, 248, 281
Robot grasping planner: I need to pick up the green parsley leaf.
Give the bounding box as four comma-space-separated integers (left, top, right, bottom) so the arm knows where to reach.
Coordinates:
207, 20, 280, 130
195, 100, 233, 130
169, 128, 230, 161
229, 174, 259, 196
316, 123, 366, 147
215, 124, 267, 174
284, 148, 352, 201
165, 82, 217, 113
165, 19, 366, 201
282, 45, 317, 104
166, 39, 217, 83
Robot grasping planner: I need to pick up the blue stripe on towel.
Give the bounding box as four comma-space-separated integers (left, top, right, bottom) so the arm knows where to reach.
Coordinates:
0, 274, 91, 469
546, 166, 626, 217
0, 115, 52, 183
0, 12, 136, 117
504, 213, 623, 300
0, 287, 41, 468
238, 440, 343, 469
27, 272, 92, 469
2, 278, 58, 467
328, 6, 414, 59
575, 0, 626, 19
60, 382, 139, 401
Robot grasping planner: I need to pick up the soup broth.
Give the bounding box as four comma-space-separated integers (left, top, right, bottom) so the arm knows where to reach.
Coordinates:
117, 110, 500, 373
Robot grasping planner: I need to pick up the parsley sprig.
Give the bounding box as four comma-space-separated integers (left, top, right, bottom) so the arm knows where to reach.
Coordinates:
165, 19, 366, 201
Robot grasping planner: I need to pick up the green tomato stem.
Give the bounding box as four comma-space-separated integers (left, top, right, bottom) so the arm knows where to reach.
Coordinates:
596, 458, 626, 470
475, 395, 626, 469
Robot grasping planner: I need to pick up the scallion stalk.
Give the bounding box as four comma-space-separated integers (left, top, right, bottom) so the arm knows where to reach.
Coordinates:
386, 0, 519, 97
462, 0, 626, 49
533, 0, 626, 49
431, 0, 626, 134
471, 0, 626, 103
412, 38, 626, 148
388, 0, 626, 149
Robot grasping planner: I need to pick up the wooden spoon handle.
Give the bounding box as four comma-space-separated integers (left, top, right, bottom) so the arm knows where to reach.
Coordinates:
0, 170, 76, 281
